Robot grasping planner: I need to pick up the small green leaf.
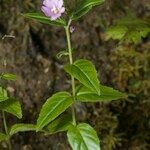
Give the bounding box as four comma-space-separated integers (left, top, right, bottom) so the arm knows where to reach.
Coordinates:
1, 73, 17, 81
72, 0, 105, 20
67, 123, 100, 150
65, 59, 100, 95
0, 98, 22, 119
36, 92, 74, 131
9, 124, 36, 136
0, 133, 8, 142
0, 87, 8, 102
23, 13, 66, 26
46, 113, 72, 134
77, 85, 127, 102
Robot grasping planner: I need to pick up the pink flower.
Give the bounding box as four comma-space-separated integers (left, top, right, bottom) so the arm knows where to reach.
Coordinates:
41, 0, 65, 20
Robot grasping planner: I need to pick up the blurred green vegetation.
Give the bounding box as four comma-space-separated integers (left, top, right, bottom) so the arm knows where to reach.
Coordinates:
0, 0, 150, 149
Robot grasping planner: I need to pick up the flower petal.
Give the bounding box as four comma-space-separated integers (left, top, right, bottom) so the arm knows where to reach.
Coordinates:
43, 0, 53, 8
51, 13, 61, 20
57, 0, 63, 8
60, 7, 65, 13
41, 6, 52, 17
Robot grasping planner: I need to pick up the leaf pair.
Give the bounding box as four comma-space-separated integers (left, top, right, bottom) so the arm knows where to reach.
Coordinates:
65, 59, 127, 102
23, 0, 105, 26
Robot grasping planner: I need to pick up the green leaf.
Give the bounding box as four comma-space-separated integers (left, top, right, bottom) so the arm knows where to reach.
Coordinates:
0, 98, 22, 119
72, 0, 105, 20
36, 92, 74, 131
46, 113, 72, 134
106, 16, 150, 44
0, 87, 8, 102
77, 85, 127, 102
1, 73, 17, 81
9, 124, 36, 136
65, 59, 100, 95
67, 123, 100, 150
23, 13, 66, 26
0, 133, 8, 142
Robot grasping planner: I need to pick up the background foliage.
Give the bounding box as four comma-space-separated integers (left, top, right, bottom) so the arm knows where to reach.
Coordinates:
0, 0, 150, 149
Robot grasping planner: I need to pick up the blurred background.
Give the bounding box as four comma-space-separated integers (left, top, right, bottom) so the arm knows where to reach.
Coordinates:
0, 0, 150, 149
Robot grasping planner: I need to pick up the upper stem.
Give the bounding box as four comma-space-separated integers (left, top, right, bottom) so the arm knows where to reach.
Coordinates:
65, 19, 76, 125
65, 20, 76, 99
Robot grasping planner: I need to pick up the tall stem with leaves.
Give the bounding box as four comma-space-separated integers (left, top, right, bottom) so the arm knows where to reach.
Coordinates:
25, 1, 128, 149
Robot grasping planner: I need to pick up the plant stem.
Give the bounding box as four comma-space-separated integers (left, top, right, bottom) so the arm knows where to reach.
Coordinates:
65, 19, 76, 125
2, 111, 12, 150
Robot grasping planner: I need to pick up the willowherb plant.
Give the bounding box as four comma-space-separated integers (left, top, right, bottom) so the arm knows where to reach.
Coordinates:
0, 73, 20, 150
0, 61, 37, 150
1, 0, 128, 149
